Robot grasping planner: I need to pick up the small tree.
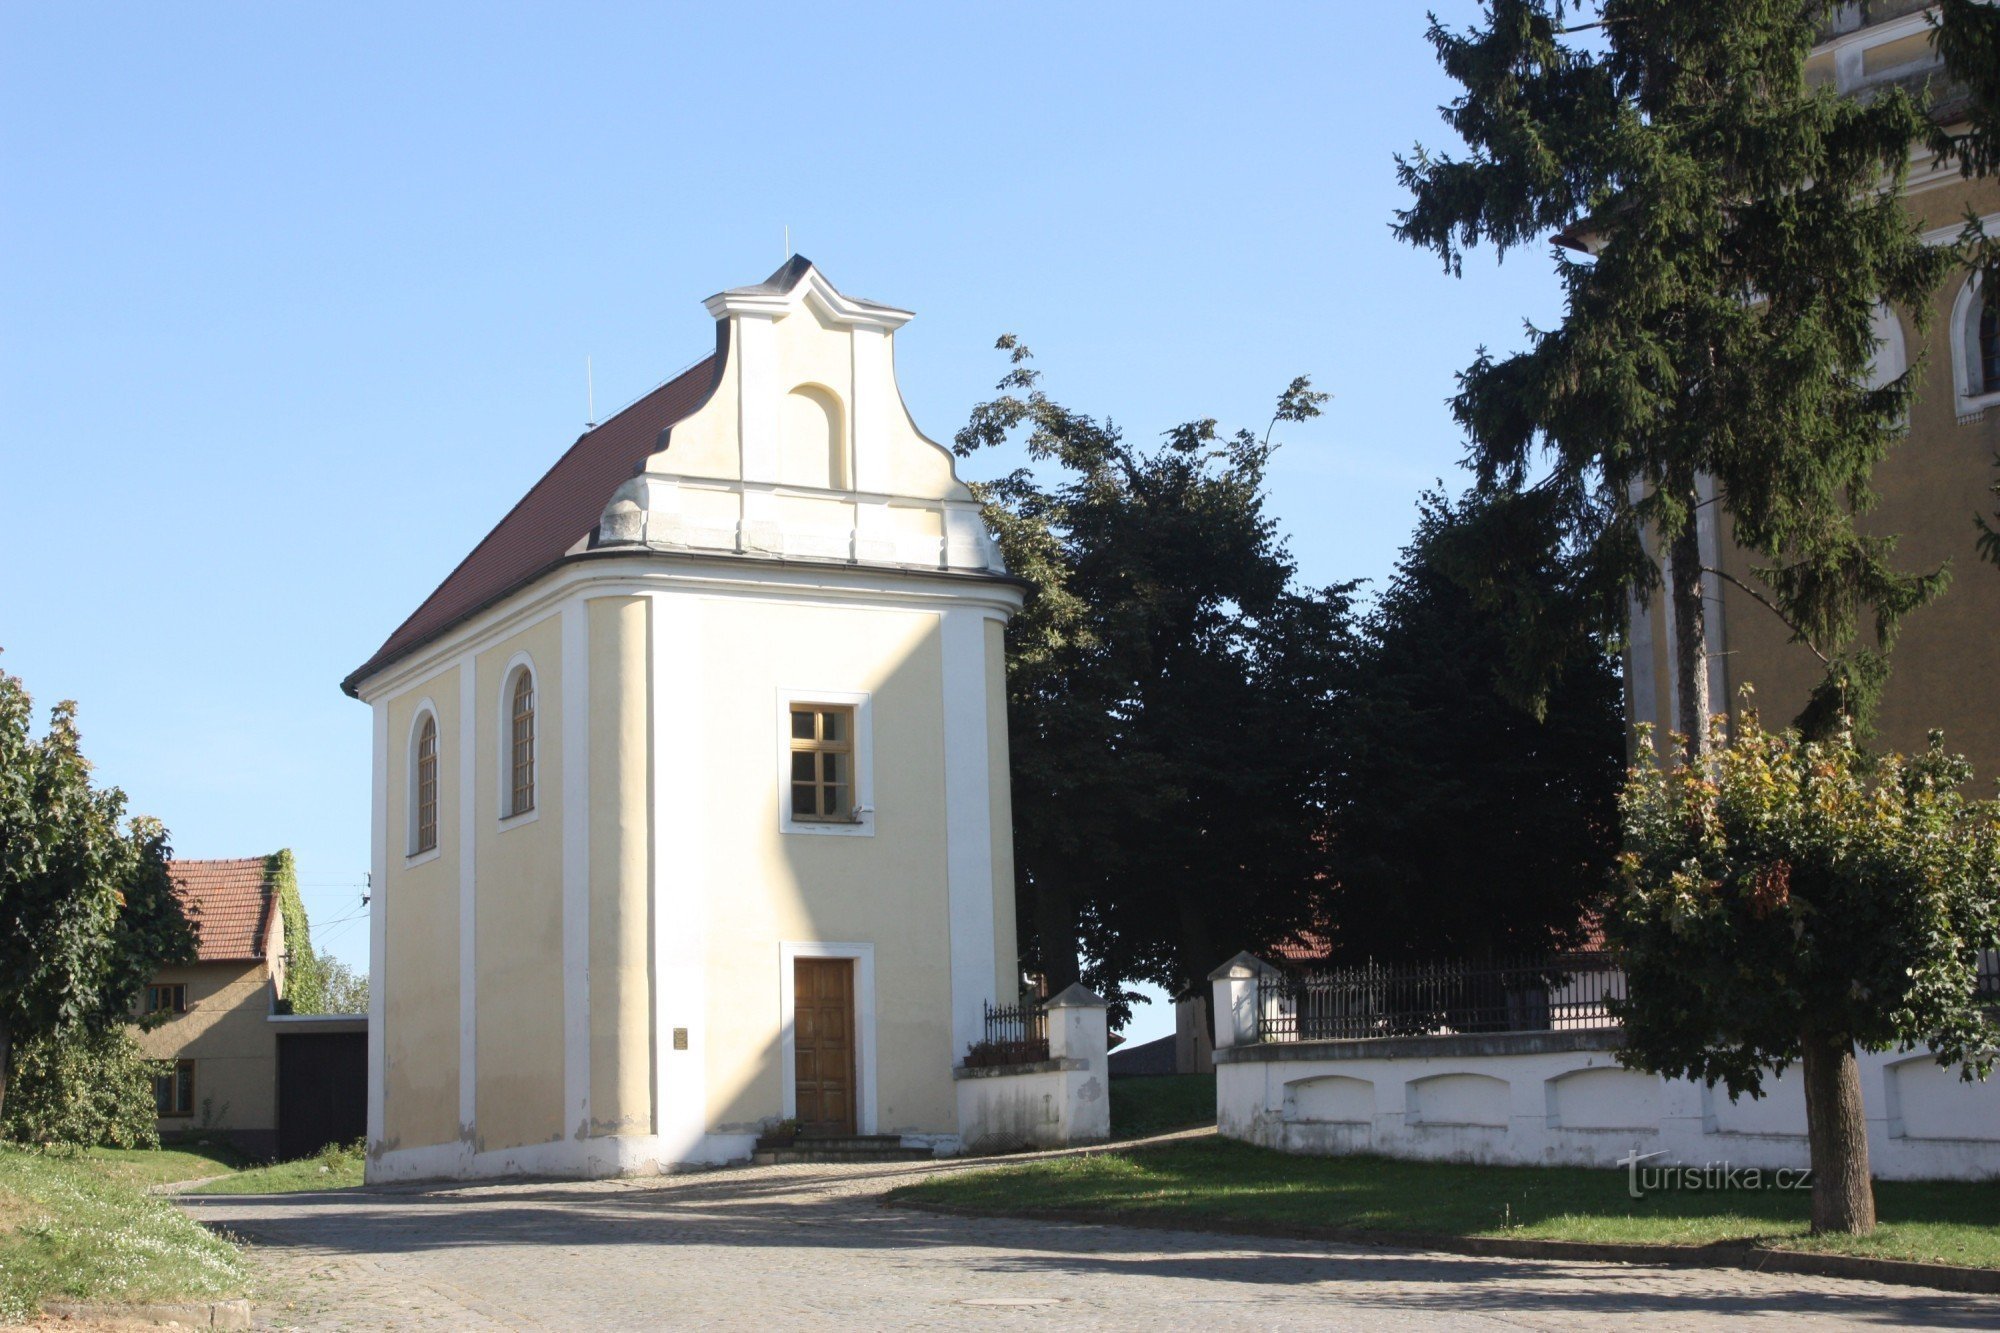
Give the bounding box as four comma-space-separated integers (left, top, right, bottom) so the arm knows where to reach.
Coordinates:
0, 659, 198, 1121
1610, 703, 2000, 1234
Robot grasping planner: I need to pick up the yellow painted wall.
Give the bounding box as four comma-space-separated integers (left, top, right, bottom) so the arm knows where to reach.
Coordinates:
473, 615, 567, 1152
696, 598, 955, 1134
137, 961, 276, 1133
1713, 174, 2000, 781
380, 670, 462, 1153
588, 596, 653, 1137
985, 617, 1020, 998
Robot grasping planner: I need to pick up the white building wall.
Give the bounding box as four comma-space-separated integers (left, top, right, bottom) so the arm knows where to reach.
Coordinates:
1216, 1034, 2000, 1181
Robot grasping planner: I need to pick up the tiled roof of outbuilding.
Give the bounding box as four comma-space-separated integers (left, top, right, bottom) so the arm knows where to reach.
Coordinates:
341, 354, 720, 695
169, 857, 278, 962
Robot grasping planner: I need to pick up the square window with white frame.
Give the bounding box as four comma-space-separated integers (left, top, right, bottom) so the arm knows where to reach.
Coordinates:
789, 704, 855, 822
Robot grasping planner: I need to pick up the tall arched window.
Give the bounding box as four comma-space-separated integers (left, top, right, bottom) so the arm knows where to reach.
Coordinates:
1952, 273, 2000, 414
413, 714, 438, 853
1981, 294, 2000, 397
506, 667, 536, 817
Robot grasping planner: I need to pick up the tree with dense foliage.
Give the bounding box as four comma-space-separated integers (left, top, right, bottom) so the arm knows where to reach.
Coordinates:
0, 659, 198, 1124
957, 338, 1355, 1014
1611, 704, 2000, 1234
1333, 488, 1625, 959
1930, 2, 2000, 572
1395, 1, 1955, 751
0, 1026, 163, 1149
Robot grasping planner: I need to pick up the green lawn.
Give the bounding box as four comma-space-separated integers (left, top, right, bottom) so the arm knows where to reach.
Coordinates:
83, 1143, 245, 1188
0, 1145, 251, 1322
1111, 1074, 1217, 1139
187, 1140, 365, 1195
891, 1137, 2000, 1270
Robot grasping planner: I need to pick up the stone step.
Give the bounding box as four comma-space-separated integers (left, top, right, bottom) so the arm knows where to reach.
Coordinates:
750, 1139, 934, 1166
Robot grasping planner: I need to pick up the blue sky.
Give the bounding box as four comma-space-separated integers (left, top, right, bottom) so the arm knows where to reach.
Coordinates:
1, 2, 1563, 1044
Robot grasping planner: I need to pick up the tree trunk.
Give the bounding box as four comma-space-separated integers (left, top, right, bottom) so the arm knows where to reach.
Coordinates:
1667, 500, 1712, 765
1031, 874, 1080, 996
1175, 895, 1218, 1049
1801, 1033, 1876, 1235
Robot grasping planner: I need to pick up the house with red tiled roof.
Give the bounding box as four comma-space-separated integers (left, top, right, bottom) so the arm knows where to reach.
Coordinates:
347, 260, 1034, 1181
135, 852, 365, 1159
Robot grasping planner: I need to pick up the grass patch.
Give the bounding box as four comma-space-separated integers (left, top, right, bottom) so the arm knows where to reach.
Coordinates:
890, 1137, 2000, 1270
83, 1143, 245, 1189
187, 1140, 365, 1195
0, 1144, 250, 1322
1111, 1074, 1216, 1139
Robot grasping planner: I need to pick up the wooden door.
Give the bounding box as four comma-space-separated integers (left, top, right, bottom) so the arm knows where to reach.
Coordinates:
793, 957, 856, 1136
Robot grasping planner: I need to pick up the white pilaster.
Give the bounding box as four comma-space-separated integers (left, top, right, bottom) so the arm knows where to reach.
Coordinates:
652, 592, 709, 1153
457, 654, 477, 1134
849, 325, 891, 495
940, 608, 999, 1064
734, 314, 780, 484
367, 699, 389, 1155
561, 600, 591, 1138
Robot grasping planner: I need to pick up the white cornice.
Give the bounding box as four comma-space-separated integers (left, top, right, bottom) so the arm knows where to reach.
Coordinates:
703, 265, 912, 332
351, 553, 1024, 704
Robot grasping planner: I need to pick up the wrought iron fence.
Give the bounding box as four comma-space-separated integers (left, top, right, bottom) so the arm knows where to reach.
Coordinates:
966, 998, 1050, 1067
1256, 952, 1626, 1043
1253, 948, 1999, 1045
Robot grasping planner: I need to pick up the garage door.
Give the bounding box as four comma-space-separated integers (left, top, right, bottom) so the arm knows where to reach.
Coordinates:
276, 1031, 367, 1162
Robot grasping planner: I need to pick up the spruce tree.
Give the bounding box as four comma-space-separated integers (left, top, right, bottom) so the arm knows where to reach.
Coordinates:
1395, 1, 1954, 756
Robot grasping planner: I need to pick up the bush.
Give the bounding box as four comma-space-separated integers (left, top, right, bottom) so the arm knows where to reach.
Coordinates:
0, 1027, 162, 1149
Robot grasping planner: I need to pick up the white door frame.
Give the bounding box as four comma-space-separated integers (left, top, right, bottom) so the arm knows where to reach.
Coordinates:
778, 941, 876, 1134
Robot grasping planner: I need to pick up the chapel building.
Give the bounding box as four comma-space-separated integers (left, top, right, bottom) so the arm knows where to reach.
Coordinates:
343, 259, 1024, 1180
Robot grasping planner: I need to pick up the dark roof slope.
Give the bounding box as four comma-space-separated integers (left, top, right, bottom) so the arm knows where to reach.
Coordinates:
170, 857, 278, 962
343, 355, 718, 694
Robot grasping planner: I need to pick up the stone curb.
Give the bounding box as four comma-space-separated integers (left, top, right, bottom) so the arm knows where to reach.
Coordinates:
886, 1199, 2000, 1297
40, 1298, 251, 1328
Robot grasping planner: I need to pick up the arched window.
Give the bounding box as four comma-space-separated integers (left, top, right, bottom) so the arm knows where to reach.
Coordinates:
1952, 272, 2000, 414
413, 714, 438, 853
505, 667, 536, 817
1982, 294, 2000, 397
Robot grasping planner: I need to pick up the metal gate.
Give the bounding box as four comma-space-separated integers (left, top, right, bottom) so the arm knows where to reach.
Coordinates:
276, 1030, 366, 1162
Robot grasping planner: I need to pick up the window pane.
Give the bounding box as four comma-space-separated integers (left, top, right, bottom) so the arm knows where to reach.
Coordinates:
793, 782, 818, 816
821, 752, 846, 786
821, 710, 845, 744
791, 709, 815, 740
826, 784, 850, 818
154, 1075, 172, 1116
791, 752, 816, 781
178, 1064, 194, 1112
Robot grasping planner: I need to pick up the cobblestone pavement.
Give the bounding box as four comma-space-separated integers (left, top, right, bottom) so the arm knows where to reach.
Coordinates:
180, 1140, 2000, 1331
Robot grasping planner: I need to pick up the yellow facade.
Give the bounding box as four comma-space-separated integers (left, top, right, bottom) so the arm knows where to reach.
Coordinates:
1628, 28, 2000, 782
357, 260, 1024, 1180
135, 960, 280, 1144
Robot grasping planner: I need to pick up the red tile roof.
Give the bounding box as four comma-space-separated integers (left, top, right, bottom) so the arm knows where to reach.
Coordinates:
342, 355, 720, 695
169, 857, 278, 962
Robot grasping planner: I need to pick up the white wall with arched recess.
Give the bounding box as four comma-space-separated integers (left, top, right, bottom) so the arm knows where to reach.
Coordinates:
1885, 1055, 1997, 1142
1284, 1075, 1375, 1124
1703, 1067, 1807, 1138
1406, 1073, 1509, 1128
779, 383, 846, 490
1544, 1066, 1660, 1131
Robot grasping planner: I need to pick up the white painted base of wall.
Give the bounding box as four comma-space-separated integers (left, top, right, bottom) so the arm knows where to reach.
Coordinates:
365, 1131, 761, 1184
1217, 1034, 2000, 1181
955, 1059, 1111, 1153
